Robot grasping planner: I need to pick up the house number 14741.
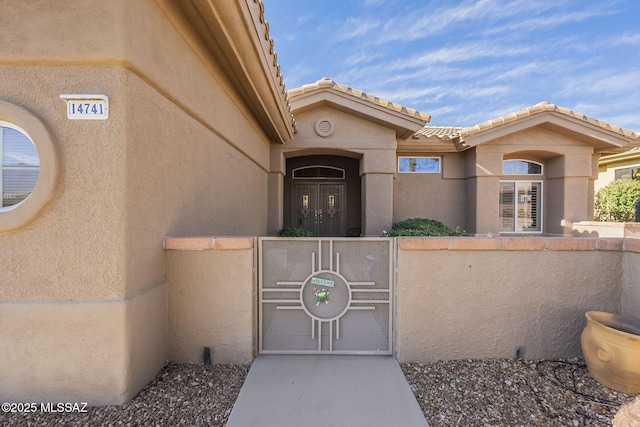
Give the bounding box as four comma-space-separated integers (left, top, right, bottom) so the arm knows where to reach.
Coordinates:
70, 102, 104, 116
60, 94, 109, 120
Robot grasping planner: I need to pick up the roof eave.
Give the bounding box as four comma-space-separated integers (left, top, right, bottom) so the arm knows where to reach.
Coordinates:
461, 112, 635, 152
397, 137, 462, 153
289, 84, 429, 140
158, 0, 295, 143
599, 147, 640, 164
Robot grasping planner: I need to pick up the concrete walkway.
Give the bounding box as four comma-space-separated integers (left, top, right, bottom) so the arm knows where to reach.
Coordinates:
226, 355, 429, 427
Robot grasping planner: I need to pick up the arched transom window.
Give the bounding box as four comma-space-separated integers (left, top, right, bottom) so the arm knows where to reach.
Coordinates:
292, 165, 345, 180
502, 160, 542, 175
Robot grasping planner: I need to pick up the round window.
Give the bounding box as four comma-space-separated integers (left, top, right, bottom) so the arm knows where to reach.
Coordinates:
1, 123, 40, 210
0, 100, 59, 232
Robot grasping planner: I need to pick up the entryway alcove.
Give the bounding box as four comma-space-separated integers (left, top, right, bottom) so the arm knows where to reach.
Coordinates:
283, 155, 361, 237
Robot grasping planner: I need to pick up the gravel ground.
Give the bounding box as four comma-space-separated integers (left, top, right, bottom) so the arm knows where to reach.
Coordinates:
0, 358, 635, 426
0, 363, 249, 427
403, 358, 635, 427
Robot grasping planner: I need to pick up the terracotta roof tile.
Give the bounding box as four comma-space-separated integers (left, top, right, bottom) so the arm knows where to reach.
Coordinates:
413, 126, 463, 140
288, 78, 431, 122
458, 101, 638, 140
254, 0, 296, 132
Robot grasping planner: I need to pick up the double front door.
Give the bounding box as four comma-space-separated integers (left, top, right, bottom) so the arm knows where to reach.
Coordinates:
292, 183, 345, 237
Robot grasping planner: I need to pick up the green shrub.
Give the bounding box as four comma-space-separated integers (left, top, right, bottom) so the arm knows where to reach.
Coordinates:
384, 218, 465, 237
594, 179, 640, 222
278, 227, 313, 237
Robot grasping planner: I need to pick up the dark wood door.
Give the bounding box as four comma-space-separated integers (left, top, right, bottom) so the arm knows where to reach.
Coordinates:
292, 183, 346, 236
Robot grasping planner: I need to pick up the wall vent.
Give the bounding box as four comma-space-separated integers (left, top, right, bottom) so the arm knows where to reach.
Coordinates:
315, 118, 335, 137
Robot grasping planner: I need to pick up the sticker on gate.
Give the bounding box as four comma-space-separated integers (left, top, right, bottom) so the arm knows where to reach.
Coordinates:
310, 277, 335, 287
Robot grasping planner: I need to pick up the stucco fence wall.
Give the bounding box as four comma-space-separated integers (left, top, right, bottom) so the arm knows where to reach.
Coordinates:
164, 237, 257, 364
165, 236, 640, 364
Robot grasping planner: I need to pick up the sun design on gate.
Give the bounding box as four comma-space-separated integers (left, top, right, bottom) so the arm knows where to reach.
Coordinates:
263, 243, 388, 352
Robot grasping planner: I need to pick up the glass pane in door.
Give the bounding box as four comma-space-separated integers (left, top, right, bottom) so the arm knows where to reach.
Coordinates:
318, 184, 345, 237
293, 183, 317, 234
516, 182, 541, 232
499, 182, 515, 232
292, 183, 346, 236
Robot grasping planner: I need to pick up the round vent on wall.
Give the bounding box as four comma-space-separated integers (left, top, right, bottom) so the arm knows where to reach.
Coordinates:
315, 118, 335, 137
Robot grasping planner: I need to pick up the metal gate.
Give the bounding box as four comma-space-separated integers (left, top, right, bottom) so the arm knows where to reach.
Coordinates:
259, 238, 393, 354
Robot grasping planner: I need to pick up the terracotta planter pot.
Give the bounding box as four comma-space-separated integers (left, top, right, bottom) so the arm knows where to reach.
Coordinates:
581, 311, 640, 394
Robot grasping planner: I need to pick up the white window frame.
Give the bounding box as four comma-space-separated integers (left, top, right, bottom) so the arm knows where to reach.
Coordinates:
502, 159, 543, 176
398, 156, 441, 173
499, 180, 543, 234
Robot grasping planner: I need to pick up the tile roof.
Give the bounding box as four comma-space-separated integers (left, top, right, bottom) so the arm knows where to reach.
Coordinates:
288, 78, 431, 123
458, 101, 638, 140
410, 102, 638, 151
253, 0, 296, 132
413, 126, 463, 140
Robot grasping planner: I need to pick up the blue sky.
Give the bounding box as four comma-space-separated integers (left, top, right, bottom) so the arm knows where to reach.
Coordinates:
263, 0, 640, 131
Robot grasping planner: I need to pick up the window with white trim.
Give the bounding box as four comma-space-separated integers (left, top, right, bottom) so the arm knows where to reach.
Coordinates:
500, 160, 543, 233
500, 181, 542, 233
502, 159, 542, 175
398, 157, 441, 173
1, 123, 39, 210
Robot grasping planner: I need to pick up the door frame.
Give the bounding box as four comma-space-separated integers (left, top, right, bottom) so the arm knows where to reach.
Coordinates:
291, 181, 346, 237
283, 155, 362, 238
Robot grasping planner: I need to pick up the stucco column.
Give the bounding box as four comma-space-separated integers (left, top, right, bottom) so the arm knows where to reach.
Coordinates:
361, 173, 394, 236
465, 150, 502, 235
474, 176, 501, 234
546, 153, 593, 235
546, 176, 589, 235
267, 149, 286, 236
360, 149, 396, 236
267, 172, 284, 235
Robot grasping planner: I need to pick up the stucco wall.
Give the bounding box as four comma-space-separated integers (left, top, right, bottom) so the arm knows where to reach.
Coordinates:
0, 0, 272, 404
396, 237, 624, 363
282, 107, 398, 152
124, 70, 270, 296
162, 236, 636, 368
466, 127, 596, 235
272, 107, 399, 235
0, 283, 166, 405
393, 153, 466, 231
0, 0, 272, 298
0, 67, 128, 300
165, 238, 256, 364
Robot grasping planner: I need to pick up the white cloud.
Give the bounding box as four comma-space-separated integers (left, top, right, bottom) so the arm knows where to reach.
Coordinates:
482, 7, 619, 36
342, 50, 384, 67
332, 17, 381, 42
388, 42, 532, 69
606, 32, 640, 46
268, 0, 639, 129
374, 0, 556, 43
296, 14, 314, 25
